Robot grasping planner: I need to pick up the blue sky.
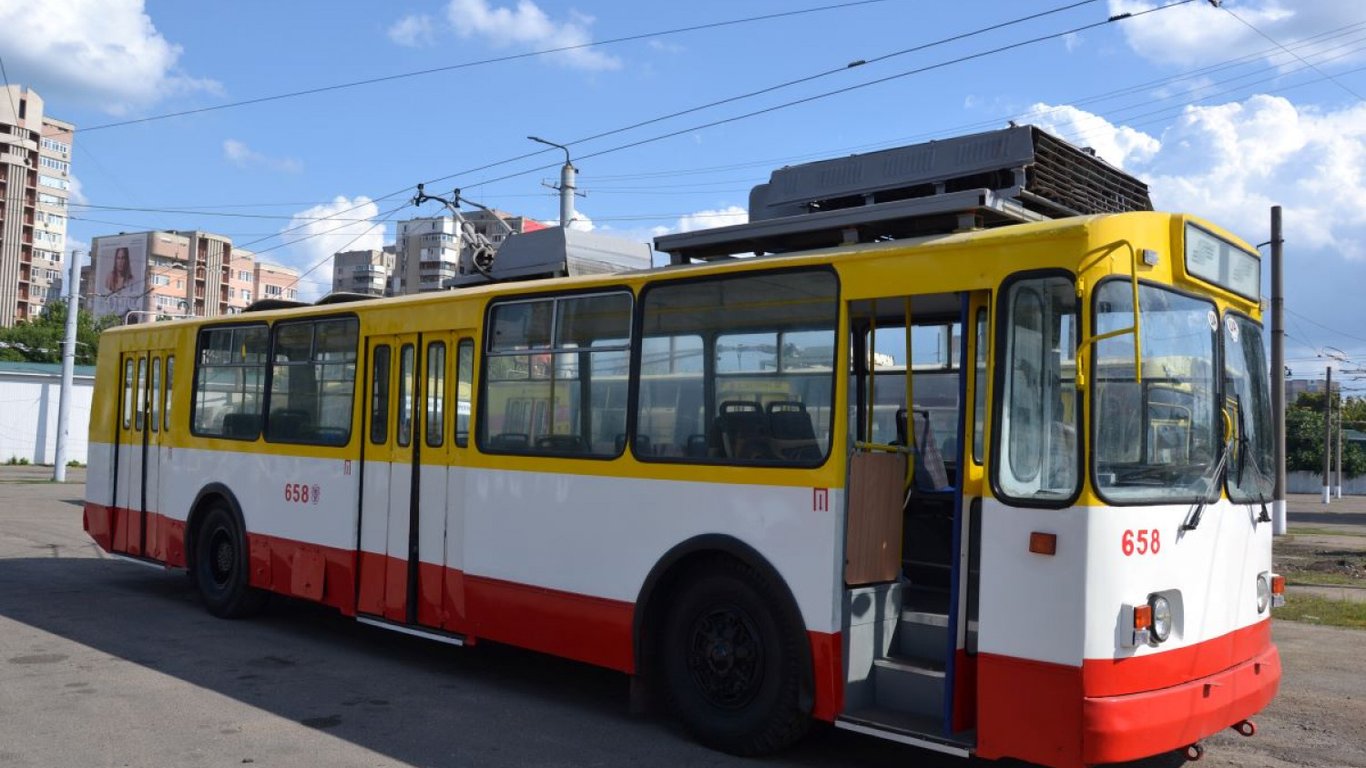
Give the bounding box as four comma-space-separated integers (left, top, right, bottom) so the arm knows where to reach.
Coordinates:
2, 0, 1364, 390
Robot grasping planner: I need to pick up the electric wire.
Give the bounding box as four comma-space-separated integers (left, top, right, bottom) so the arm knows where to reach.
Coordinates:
1220, 4, 1366, 104
74, 0, 893, 134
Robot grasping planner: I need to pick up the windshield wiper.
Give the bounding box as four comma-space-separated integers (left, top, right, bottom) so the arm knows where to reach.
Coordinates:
1183, 434, 1234, 532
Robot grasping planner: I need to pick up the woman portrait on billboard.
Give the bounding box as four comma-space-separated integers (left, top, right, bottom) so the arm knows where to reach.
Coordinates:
105, 246, 134, 294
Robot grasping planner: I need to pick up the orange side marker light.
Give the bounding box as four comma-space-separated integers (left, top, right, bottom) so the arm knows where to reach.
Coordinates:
1029, 531, 1057, 556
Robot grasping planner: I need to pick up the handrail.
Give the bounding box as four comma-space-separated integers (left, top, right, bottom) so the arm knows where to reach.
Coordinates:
1076, 241, 1144, 388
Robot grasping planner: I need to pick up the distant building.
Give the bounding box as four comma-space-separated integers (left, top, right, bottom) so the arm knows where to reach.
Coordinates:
393, 211, 546, 295
1287, 377, 1341, 405
88, 230, 299, 322
254, 261, 300, 303
331, 247, 396, 296
0, 85, 73, 326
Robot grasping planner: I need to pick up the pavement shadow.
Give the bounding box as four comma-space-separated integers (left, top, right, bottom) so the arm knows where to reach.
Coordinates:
0, 555, 987, 768
1288, 511, 1366, 528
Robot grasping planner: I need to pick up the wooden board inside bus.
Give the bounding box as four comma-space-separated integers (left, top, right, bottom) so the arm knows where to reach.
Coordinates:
845, 451, 904, 586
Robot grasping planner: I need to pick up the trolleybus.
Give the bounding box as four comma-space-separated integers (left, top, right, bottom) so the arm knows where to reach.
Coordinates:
83, 127, 1281, 767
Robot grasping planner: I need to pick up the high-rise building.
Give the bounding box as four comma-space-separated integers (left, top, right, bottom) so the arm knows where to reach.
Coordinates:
331, 246, 396, 296
0, 85, 73, 326
393, 210, 546, 294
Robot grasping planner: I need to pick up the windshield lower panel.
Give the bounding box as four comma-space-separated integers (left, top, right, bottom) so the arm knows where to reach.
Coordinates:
1093, 281, 1220, 503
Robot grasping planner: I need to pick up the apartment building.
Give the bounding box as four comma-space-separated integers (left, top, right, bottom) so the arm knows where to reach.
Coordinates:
331, 246, 396, 296
393, 210, 545, 295
89, 229, 300, 322
0, 85, 73, 325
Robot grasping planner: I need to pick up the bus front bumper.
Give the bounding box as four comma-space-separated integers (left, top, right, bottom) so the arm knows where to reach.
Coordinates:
1081, 643, 1281, 765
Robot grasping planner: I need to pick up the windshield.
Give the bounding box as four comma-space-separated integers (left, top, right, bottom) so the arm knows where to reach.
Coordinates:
1093, 281, 1220, 503
1224, 314, 1274, 502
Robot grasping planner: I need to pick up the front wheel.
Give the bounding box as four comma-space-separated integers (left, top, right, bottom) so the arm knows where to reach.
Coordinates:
661, 559, 810, 755
193, 504, 266, 619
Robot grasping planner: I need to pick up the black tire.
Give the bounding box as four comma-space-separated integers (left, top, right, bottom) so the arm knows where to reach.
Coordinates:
193, 503, 266, 619
661, 558, 810, 755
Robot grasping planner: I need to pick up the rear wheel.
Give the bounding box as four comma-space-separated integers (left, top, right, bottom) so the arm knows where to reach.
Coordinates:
193, 503, 266, 619
661, 559, 809, 755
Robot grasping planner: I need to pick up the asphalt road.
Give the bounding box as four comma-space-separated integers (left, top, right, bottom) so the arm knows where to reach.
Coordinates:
1, 476, 1362, 767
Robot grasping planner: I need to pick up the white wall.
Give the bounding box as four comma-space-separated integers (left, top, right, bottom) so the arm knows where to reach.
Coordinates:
1287, 469, 1366, 496
0, 371, 92, 464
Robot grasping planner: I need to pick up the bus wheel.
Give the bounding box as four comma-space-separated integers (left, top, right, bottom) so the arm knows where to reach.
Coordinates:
661, 559, 809, 755
193, 503, 266, 619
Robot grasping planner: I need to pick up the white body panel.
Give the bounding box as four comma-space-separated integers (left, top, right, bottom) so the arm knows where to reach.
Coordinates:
978, 497, 1272, 667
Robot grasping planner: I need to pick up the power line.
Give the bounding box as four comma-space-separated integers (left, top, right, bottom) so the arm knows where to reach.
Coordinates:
1286, 308, 1366, 345
442, 1, 1198, 193
75, 1, 892, 134
1219, 4, 1366, 104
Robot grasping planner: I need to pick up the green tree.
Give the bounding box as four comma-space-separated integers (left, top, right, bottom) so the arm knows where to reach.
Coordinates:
0, 303, 117, 366
1286, 392, 1366, 478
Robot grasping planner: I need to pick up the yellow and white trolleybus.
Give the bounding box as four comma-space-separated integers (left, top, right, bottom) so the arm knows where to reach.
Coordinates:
84, 127, 1281, 767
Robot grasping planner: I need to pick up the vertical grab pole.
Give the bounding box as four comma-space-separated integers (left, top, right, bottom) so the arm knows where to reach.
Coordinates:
904, 297, 915, 489
867, 300, 877, 446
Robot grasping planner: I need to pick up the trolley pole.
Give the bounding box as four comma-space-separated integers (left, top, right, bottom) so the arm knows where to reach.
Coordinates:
1323, 366, 1333, 504
53, 249, 82, 483
1269, 206, 1286, 533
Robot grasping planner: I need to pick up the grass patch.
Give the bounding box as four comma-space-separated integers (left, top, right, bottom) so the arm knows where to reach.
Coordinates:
1276, 595, 1366, 629
1285, 571, 1364, 587
1288, 527, 1366, 539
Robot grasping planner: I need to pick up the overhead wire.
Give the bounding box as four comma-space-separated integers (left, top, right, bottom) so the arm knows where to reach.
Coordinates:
74, 0, 892, 134
1219, 4, 1366, 104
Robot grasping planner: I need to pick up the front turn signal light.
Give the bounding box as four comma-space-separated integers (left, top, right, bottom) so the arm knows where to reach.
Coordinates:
1270, 574, 1286, 608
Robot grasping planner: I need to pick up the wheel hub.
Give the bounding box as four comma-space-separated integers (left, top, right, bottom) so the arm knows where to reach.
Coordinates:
209, 530, 234, 585
687, 606, 763, 709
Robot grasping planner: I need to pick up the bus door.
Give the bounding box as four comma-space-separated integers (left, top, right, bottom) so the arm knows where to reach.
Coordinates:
412, 332, 474, 631
112, 351, 148, 557
359, 335, 416, 622
142, 350, 174, 561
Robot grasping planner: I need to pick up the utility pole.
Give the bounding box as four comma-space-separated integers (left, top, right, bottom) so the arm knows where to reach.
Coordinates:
1270, 206, 1286, 533
53, 250, 82, 482
1323, 366, 1333, 504
1336, 394, 1344, 499
528, 136, 577, 228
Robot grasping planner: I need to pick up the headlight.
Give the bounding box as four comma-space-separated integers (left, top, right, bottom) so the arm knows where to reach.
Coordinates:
1256, 573, 1271, 614
1149, 595, 1172, 643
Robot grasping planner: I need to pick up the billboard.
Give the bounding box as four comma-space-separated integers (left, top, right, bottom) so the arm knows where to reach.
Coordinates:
92, 233, 147, 321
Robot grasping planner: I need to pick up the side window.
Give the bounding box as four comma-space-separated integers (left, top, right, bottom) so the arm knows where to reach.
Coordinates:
994, 276, 1078, 502
122, 358, 134, 429
370, 345, 391, 445
135, 357, 147, 431
163, 356, 174, 433
397, 344, 415, 447
481, 292, 632, 457
426, 341, 446, 447
193, 324, 269, 440
266, 317, 359, 445
636, 269, 838, 466
973, 308, 987, 465
149, 357, 161, 433
455, 339, 472, 447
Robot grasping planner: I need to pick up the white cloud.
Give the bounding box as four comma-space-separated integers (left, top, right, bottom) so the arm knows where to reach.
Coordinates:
282, 197, 387, 295
568, 212, 595, 231
1062, 32, 1082, 53
1107, 0, 1364, 70
0, 0, 218, 114
223, 139, 303, 174
445, 0, 621, 71
1026, 103, 1161, 169
388, 14, 436, 47
67, 175, 89, 207
645, 206, 750, 239
1032, 95, 1366, 261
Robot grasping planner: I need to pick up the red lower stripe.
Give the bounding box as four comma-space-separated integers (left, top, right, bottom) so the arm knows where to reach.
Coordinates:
83, 501, 844, 721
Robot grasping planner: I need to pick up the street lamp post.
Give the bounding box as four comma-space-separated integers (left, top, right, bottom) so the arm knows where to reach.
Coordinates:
53, 250, 82, 482
528, 135, 576, 228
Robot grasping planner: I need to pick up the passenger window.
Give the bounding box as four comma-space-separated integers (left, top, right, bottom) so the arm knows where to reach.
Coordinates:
426, 342, 446, 448
973, 308, 987, 465
122, 358, 134, 429
266, 317, 359, 445
135, 357, 146, 431
636, 269, 837, 465
149, 357, 161, 433
370, 345, 391, 445
164, 356, 174, 433
193, 324, 268, 440
481, 292, 632, 457
397, 344, 415, 447
455, 339, 472, 447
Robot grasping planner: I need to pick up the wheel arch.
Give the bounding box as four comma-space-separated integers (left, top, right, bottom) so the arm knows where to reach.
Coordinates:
632, 533, 815, 713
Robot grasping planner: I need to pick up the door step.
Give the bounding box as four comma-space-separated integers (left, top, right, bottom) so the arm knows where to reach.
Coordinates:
357, 615, 467, 647
835, 708, 971, 757
873, 655, 945, 717
897, 608, 949, 660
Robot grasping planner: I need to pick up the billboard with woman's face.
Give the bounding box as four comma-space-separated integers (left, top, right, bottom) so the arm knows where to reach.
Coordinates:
93, 234, 147, 321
